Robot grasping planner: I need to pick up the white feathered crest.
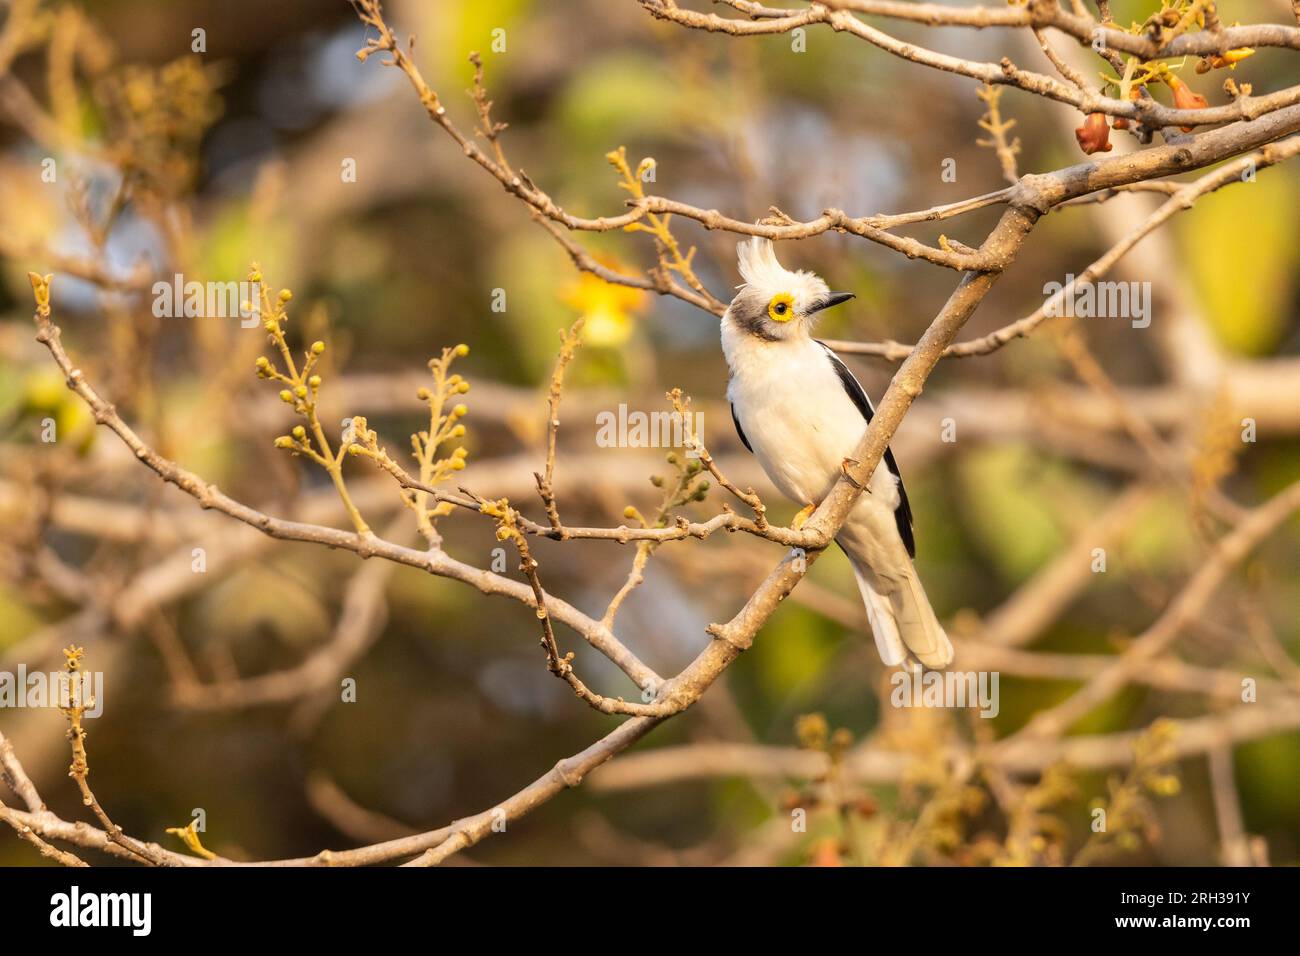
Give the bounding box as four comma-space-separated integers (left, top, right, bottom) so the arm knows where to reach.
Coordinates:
735, 237, 795, 289
735, 237, 829, 306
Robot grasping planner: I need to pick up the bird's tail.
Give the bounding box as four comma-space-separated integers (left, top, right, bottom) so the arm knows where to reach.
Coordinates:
849, 557, 953, 671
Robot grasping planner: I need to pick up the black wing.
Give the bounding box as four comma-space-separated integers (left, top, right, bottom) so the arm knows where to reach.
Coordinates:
815, 340, 915, 558
731, 403, 753, 453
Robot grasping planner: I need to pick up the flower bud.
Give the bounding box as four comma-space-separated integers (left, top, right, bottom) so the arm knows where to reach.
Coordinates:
1166, 75, 1208, 132
1200, 47, 1254, 72
1074, 112, 1113, 154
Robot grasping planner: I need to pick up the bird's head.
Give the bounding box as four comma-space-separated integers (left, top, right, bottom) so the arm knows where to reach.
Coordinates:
724, 237, 854, 342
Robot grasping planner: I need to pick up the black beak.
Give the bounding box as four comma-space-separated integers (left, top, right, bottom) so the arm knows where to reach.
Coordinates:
807, 291, 855, 315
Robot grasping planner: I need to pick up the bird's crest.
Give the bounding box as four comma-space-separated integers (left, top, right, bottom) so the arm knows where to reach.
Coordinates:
736, 237, 800, 290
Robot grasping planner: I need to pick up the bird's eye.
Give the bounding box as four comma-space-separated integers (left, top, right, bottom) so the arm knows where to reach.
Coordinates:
767, 293, 795, 322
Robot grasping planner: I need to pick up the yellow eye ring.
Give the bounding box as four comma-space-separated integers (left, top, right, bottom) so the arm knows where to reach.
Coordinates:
767, 293, 794, 322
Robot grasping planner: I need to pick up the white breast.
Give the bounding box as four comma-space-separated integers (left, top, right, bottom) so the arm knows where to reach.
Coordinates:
722, 326, 898, 511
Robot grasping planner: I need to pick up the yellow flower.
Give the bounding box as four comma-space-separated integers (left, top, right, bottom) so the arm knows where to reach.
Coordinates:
1198, 47, 1255, 72
560, 255, 648, 348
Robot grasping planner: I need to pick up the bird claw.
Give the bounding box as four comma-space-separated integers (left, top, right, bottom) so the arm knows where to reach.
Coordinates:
791, 503, 817, 530
841, 458, 865, 490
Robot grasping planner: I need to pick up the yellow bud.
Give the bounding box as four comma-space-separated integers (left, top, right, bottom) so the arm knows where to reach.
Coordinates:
250, 271, 263, 283
450, 424, 466, 438
452, 404, 468, 418
292, 425, 306, 439
623, 506, 638, 519
311, 340, 325, 354
294, 385, 308, 398
457, 381, 470, 394
455, 344, 469, 357
278, 289, 293, 302
416, 387, 431, 401
279, 390, 293, 403
453, 446, 468, 458
452, 458, 466, 470
308, 375, 322, 389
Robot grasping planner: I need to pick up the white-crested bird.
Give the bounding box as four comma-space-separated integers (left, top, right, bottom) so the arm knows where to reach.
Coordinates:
721, 237, 953, 671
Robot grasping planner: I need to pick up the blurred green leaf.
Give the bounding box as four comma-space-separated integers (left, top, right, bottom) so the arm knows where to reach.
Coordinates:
1176, 169, 1297, 356
1121, 490, 1198, 573
0, 587, 43, 650
413, 0, 532, 88
752, 605, 837, 700
956, 444, 1103, 583
557, 54, 695, 149
1237, 733, 1300, 827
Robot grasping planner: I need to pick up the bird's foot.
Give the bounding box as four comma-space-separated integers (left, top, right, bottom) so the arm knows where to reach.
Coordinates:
791, 503, 817, 530
840, 457, 866, 490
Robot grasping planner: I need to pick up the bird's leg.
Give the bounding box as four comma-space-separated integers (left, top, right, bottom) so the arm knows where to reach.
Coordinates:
791, 502, 817, 530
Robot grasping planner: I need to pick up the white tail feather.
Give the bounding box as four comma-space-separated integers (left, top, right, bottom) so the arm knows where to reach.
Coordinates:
850, 557, 953, 670
852, 562, 907, 667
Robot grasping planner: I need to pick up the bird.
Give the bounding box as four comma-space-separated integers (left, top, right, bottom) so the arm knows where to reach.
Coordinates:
721, 237, 953, 672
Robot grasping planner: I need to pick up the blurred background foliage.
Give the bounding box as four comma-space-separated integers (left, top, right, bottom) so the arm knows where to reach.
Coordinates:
0, 0, 1297, 865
